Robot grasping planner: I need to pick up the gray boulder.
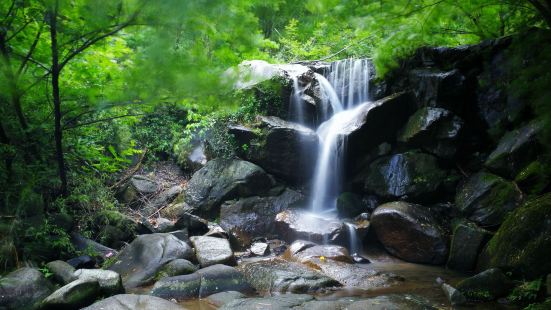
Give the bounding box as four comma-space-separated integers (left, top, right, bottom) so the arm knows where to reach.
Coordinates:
220, 188, 305, 248
231, 116, 319, 183
41, 278, 100, 310
441, 283, 467, 306
220, 294, 314, 310
363, 150, 450, 201
184, 158, 276, 219
119, 175, 158, 204
238, 258, 340, 293
73, 269, 123, 296
150, 264, 253, 300
288, 244, 352, 264
46, 260, 76, 285
275, 209, 346, 244
0, 267, 54, 310
456, 268, 513, 301
447, 221, 492, 271
409, 68, 467, 113
397, 107, 463, 158
485, 122, 541, 178
455, 171, 522, 227
346, 295, 436, 310
108, 233, 194, 288
370, 202, 449, 264
206, 291, 246, 307
190, 236, 235, 267
82, 294, 182, 310
156, 259, 198, 278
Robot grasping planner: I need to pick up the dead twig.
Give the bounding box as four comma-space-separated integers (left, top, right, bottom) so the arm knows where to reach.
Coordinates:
109, 148, 148, 190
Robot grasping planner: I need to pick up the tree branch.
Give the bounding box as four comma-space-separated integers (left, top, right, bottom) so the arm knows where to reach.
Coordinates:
17, 24, 43, 76
63, 113, 144, 130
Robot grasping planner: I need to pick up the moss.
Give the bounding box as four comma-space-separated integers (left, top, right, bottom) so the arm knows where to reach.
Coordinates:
478, 193, 551, 279
515, 161, 550, 196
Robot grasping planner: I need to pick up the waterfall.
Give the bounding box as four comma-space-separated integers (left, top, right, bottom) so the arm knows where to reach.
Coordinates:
328, 59, 370, 109
345, 223, 360, 255
314, 73, 343, 121
310, 59, 371, 213
289, 75, 306, 125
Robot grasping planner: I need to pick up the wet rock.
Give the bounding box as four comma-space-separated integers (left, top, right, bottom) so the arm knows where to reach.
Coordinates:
144, 185, 184, 216
67, 255, 96, 269
250, 242, 269, 256
515, 161, 550, 196
206, 291, 246, 307
336, 192, 364, 218
150, 264, 253, 300
157, 259, 198, 278
0, 267, 54, 310
73, 269, 123, 296
287, 240, 316, 257
347, 294, 436, 310
478, 193, 551, 279
397, 107, 463, 158
294, 298, 356, 310
232, 116, 320, 183
456, 268, 513, 301
92, 210, 138, 248
190, 236, 235, 267
46, 260, 76, 285
304, 260, 401, 288
485, 122, 541, 178
455, 171, 522, 227
41, 278, 100, 310
289, 245, 352, 264
108, 233, 194, 288
220, 294, 314, 310
409, 69, 468, 113
371, 202, 449, 265
184, 158, 276, 219
330, 92, 417, 172
220, 188, 304, 249
441, 283, 467, 306
151, 217, 174, 233
363, 150, 450, 201
447, 221, 492, 271
82, 294, 182, 310
275, 209, 346, 244
238, 258, 340, 293
351, 253, 370, 264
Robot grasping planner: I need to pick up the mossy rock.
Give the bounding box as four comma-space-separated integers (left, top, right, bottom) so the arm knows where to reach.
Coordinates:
456, 268, 513, 301
477, 193, 551, 279
336, 192, 364, 218
455, 171, 522, 227
515, 161, 550, 197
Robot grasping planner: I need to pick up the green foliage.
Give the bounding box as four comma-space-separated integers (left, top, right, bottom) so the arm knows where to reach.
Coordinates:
38, 266, 53, 279
509, 278, 543, 304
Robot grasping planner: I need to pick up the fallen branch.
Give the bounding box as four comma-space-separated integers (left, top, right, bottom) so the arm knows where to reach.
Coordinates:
109, 148, 148, 190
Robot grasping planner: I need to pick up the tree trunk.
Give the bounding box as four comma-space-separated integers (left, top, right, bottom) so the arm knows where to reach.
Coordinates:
49, 1, 67, 196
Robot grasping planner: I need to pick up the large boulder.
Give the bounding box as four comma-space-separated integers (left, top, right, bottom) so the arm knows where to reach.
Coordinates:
447, 221, 492, 272
230, 116, 319, 183
156, 259, 198, 278
73, 269, 123, 296
220, 188, 305, 248
119, 175, 158, 204
275, 209, 346, 244
370, 202, 449, 264
108, 233, 194, 288
190, 236, 235, 267
363, 151, 451, 201
0, 267, 54, 310
456, 268, 513, 301
238, 258, 340, 293
287, 244, 353, 264
220, 294, 314, 310
397, 107, 463, 158
455, 171, 522, 227
478, 193, 551, 279
322, 92, 416, 174
409, 69, 468, 114
184, 158, 276, 219
82, 294, 182, 310
150, 264, 253, 300
484, 122, 541, 178
46, 260, 76, 285
92, 210, 138, 248
41, 278, 100, 310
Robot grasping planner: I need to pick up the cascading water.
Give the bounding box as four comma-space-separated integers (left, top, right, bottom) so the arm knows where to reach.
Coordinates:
307, 59, 371, 255
289, 76, 306, 125
310, 59, 371, 212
